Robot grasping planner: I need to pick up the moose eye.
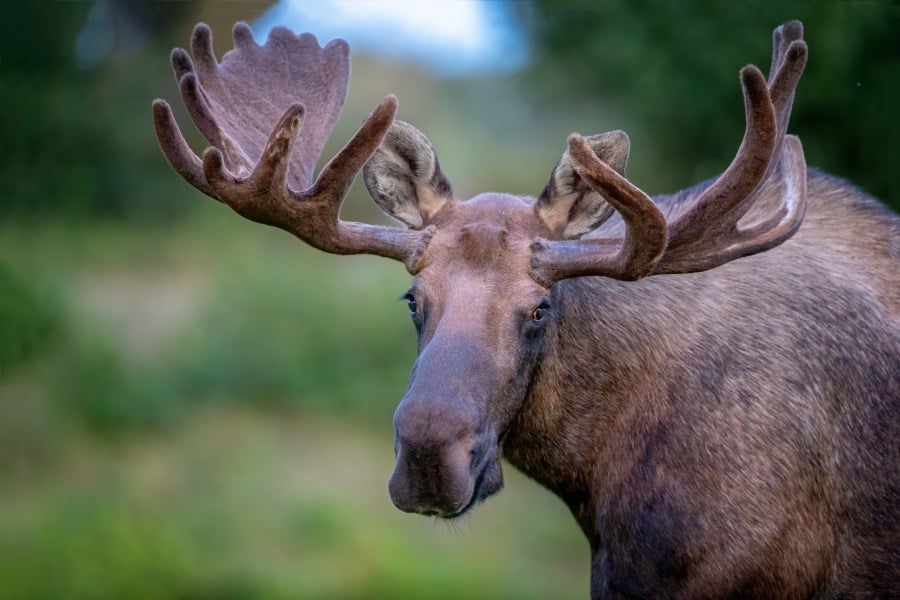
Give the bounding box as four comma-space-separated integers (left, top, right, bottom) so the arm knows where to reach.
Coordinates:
404, 293, 418, 315
532, 302, 550, 322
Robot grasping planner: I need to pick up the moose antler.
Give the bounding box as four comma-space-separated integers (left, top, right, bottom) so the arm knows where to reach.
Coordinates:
531, 21, 808, 284
152, 23, 430, 268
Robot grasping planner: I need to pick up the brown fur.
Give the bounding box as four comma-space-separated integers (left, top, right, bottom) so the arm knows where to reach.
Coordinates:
504, 170, 899, 598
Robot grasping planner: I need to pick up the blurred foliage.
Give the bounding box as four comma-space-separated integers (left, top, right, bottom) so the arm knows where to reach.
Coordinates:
166, 251, 415, 416
0, 217, 413, 433
510, 1, 900, 209
0, 263, 60, 374
55, 327, 183, 433
2, 2, 186, 219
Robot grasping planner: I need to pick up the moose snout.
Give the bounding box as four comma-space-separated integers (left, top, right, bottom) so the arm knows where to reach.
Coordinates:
389, 439, 476, 517
388, 400, 485, 517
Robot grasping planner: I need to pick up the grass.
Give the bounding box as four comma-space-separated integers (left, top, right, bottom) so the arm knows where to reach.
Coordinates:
0, 214, 588, 599
0, 409, 587, 599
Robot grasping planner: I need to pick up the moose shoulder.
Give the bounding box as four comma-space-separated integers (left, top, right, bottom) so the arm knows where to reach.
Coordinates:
153, 20, 899, 599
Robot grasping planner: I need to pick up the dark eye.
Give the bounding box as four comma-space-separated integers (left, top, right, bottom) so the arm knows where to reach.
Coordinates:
532, 302, 550, 322
404, 293, 417, 315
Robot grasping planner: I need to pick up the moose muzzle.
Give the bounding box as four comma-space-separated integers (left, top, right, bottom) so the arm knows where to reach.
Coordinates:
388, 392, 501, 518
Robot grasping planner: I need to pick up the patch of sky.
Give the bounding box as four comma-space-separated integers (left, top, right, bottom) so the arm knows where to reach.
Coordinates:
253, 0, 529, 77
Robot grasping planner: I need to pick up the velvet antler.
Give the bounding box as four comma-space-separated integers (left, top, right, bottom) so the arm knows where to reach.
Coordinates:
532, 21, 809, 285
152, 23, 430, 269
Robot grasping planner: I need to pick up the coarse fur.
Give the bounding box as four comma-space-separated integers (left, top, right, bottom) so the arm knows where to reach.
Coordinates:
502, 169, 899, 598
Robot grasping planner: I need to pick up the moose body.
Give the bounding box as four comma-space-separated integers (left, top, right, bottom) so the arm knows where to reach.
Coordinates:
154, 20, 899, 599
503, 170, 899, 596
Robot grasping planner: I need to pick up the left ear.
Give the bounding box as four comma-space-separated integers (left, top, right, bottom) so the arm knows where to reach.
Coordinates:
536, 130, 630, 238
363, 120, 454, 229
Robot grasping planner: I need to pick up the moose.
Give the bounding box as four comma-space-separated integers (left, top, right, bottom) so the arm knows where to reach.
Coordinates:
153, 20, 898, 599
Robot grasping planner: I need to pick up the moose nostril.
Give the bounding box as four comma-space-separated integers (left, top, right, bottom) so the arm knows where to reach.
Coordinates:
389, 438, 480, 518
470, 442, 487, 469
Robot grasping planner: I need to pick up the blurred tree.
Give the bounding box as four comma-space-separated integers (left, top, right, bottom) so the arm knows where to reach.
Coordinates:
1, 1, 189, 219
0, 262, 59, 373
510, 1, 900, 210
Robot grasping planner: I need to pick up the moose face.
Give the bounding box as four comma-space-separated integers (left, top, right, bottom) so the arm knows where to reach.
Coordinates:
387, 194, 553, 517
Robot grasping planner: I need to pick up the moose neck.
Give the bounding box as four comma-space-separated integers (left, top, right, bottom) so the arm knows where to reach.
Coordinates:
502, 274, 698, 539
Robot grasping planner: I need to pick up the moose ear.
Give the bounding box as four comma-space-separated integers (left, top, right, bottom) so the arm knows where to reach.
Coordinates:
536, 130, 631, 239
363, 120, 454, 229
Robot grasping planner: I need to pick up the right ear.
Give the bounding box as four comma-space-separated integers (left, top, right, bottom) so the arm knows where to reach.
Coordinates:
536, 130, 631, 239
363, 120, 454, 229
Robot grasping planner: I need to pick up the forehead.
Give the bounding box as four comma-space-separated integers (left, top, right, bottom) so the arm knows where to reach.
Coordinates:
425, 192, 544, 256
413, 193, 548, 291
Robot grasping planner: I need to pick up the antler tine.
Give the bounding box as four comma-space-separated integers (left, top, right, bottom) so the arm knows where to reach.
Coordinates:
654, 135, 808, 274
178, 38, 255, 177
767, 21, 807, 165
152, 22, 431, 270
531, 135, 668, 285
651, 21, 807, 273
308, 97, 397, 202
293, 96, 434, 262
189, 22, 218, 76
770, 21, 804, 96
152, 99, 216, 199
171, 47, 193, 83
200, 102, 306, 225
730, 135, 807, 250
664, 66, 777, 249
231, 21, 255, 50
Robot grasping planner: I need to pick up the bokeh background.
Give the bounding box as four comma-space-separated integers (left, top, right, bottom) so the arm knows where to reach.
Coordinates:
1, 1, 897, 598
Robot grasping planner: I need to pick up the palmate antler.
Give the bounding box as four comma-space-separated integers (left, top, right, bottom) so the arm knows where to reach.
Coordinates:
152, 23, 430, 269
531, 21, 808, 284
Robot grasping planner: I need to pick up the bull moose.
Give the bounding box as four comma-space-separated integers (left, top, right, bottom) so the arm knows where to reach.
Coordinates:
152, 20, 899, 599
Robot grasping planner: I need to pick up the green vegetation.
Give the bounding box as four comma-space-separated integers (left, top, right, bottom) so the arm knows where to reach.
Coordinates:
0, 2, 195, 220
0, 263, 60, 374
0, 409, 586, 600
0, 408, 586, 600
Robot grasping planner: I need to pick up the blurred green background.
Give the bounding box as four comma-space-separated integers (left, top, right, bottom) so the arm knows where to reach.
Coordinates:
1, 1, 897, 598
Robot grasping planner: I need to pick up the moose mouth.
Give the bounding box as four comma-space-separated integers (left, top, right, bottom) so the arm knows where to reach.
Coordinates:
437, 444, 503, 519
